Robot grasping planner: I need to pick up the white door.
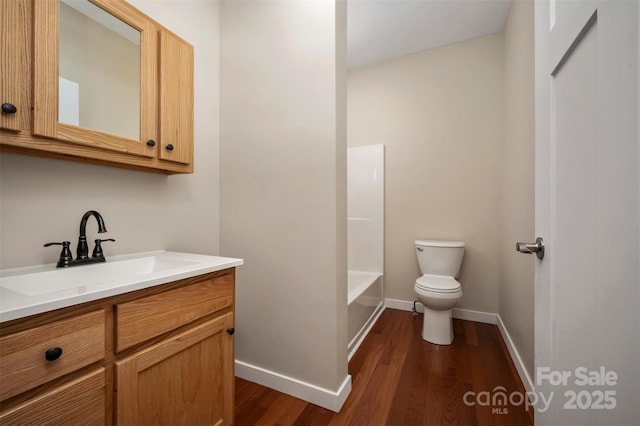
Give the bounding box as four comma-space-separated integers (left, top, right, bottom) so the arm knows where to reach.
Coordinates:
534, 0, 639, 425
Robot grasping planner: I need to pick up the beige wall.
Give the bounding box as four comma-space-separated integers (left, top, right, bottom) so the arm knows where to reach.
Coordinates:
0, 1, 220, 268
500, 0, 535, 379
348, 33, 504, 313
219, 0, 348, 394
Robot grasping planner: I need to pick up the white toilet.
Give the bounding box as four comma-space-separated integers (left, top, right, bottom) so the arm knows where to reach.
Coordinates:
414, 240, 465, 345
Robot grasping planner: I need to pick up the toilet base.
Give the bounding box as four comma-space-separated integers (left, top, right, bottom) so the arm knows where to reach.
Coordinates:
421, 307, 453, 345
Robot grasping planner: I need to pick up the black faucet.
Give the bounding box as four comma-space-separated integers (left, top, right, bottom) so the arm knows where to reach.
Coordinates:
45, 210, 115, 268
77, 210, 107, 259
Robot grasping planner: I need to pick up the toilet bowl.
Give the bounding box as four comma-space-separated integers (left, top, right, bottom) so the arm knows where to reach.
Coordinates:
415, 274, 462, 345
414, 240, 465, 345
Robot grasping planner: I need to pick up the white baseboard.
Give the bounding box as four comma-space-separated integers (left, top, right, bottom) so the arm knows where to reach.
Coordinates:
384, 297, 422, 313
384, 298, 497, 324
348, 303, 385, 361
452, 308, 497, 324
384, 298, 533, 394
234, 360, 352, 412
497, 315, 535, 394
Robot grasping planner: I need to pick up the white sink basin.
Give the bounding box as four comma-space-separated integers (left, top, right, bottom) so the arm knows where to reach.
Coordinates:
2, 255, 198, 297
0, 251, 243, 322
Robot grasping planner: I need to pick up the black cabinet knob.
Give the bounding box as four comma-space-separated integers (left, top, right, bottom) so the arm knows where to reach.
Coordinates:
226, 328, 235, 335
45, 347, 63, 361
146, 139, 156, 147
2, 103, 17, 114
165, 144, 174, 151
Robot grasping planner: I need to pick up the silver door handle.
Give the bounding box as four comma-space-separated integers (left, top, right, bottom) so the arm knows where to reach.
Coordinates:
516, 237, 545, 259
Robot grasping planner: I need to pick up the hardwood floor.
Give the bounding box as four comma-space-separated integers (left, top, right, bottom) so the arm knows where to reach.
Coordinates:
235, 309, 533, 426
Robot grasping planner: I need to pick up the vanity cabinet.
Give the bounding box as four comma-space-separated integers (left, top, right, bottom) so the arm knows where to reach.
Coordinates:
0, 269, 236, 425
114, 273, 235, 425
0, 0, 194, 174
116, 314, 234, 425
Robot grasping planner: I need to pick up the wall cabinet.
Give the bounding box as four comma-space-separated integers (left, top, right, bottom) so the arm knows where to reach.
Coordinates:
0, 269, 236, 425
0, 0, 31, 133
0, 0, 194, 174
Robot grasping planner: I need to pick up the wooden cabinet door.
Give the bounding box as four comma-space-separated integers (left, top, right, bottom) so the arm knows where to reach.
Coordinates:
158, 30, 194, 167
31, 0, 157, 158
115, 314, 234, 426
0, 368, 106, 426
0, 0, 31, 132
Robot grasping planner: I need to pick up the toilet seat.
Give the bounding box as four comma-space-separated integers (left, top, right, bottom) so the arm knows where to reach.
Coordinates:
415, 274, 461, 293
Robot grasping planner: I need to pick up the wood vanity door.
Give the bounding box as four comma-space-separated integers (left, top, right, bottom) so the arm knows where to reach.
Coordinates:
115, 313, 234, 425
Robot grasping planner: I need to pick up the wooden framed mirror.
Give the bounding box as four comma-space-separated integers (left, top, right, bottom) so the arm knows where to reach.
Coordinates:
33, 0, 157, 159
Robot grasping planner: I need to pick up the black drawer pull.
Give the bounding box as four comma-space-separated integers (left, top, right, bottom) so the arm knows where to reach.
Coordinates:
45, 347, 63, 361
146, 139, 156, 147
226, 328, 235, 335
165, 144, 174, 151
2, 103, 17, 114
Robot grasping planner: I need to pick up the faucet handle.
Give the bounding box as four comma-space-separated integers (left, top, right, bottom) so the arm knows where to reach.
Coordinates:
92, 238, 115, 258
44, 241, 73, 266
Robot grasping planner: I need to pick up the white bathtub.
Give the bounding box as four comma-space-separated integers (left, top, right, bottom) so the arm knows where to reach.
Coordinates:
347, 270, 384, 360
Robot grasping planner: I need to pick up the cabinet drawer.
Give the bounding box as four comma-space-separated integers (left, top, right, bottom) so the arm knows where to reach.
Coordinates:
0, 368, 106, 425
0, 309, 105, 401
116, 273, 233, 352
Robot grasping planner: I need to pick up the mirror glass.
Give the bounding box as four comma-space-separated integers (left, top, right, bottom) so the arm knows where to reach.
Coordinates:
59, 0, 140, 141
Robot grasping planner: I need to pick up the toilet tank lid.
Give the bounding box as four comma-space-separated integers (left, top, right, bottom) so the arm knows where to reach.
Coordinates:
415, 240, 465, 248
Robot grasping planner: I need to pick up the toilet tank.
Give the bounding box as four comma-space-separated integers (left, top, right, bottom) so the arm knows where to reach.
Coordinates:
415, 240, 465, 278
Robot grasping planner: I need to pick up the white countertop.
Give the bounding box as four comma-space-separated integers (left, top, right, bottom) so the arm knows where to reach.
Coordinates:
0, 250, 243, 323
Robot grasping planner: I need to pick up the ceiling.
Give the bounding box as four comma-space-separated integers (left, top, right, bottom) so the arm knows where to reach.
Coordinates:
347, 0, 511, 68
